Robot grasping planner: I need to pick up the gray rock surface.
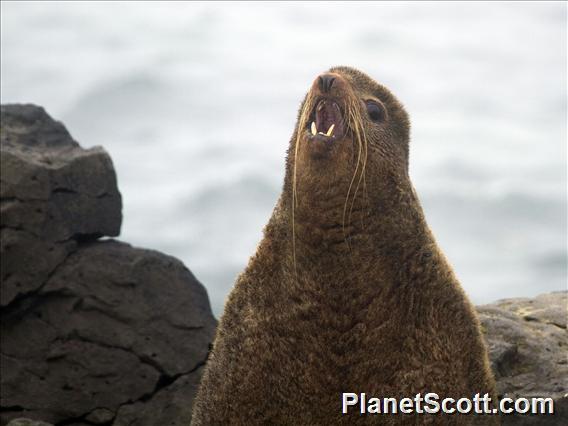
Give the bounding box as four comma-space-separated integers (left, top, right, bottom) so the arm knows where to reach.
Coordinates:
1, 241, 216, 426
479, 291, 567, 425
1, 104, 121, 307
6, 419, 53, 426
114, 366, 206, 426
0, 105, 216, 426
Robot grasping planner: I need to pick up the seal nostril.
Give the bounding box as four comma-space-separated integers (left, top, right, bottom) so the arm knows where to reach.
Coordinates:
318, 74, 336, 93
318, 76, 325, 92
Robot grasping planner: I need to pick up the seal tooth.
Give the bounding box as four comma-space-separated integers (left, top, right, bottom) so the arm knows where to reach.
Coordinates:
326, 124, 335, 137
311, 122, 317, 135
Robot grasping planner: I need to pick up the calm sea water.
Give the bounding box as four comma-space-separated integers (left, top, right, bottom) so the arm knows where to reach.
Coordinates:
1, 2, 566, 315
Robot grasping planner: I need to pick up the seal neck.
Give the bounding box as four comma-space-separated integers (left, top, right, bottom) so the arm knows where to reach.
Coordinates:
280, 173, 431, 258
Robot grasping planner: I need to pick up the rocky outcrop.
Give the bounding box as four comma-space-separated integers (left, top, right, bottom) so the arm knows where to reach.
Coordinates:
479, 291, 567, 425
0, 105, 216, 426
6, 419, 54, 426
1, 104, 121, 307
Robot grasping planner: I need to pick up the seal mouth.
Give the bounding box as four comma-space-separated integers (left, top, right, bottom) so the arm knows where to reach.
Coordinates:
306, 99, 345, 142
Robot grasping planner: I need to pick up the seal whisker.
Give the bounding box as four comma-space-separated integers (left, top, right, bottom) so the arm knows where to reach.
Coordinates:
348, 105, 368, 232
292, 94, 314, 281
359, 107, 371, 227
351, 104, 367, 216
344, 104, 366, 242
342, 105, 361, 250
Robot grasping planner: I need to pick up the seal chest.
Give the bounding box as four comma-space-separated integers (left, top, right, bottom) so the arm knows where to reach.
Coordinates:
191, 67, 498, 425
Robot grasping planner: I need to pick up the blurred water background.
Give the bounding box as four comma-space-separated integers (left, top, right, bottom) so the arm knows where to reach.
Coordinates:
1, 2, 566, 316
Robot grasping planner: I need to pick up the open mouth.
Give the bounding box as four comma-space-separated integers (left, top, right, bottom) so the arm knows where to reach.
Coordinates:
307, 99, 345, 141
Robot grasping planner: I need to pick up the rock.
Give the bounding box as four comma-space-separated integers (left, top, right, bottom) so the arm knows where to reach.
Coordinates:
85, 408, 115, 424
0, 105, 216, 426
114, 366, 206, 426
1, 104, 122, 306
6, 419, 53, 426
479, 291, 568, 425
1, 241, 216, 425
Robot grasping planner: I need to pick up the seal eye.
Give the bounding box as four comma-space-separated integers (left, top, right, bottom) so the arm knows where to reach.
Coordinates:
366, 101, 384, 122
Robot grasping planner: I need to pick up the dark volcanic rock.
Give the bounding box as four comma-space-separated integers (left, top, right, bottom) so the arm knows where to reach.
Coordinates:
1, 104, 122, 306
1, 241, 216, 425
479, 291, 568, 425
114, 366, 206, 426
0, 105, 216, 426
6, 419, 53, 426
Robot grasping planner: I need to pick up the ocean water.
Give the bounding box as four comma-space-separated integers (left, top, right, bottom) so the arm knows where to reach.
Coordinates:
1, 2, 566, 316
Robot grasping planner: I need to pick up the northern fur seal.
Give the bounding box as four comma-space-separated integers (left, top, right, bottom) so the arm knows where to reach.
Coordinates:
192, 67, 498, 425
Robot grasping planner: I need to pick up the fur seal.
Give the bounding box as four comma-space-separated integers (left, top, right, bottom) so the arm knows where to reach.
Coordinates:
192, 67, 498, 425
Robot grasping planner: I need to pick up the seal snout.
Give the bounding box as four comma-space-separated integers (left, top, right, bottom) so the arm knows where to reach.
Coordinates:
318, 74, 336, 93
307, 73, 347, 144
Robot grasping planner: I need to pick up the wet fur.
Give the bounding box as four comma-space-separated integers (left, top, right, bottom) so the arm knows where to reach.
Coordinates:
191, 67, 498, 425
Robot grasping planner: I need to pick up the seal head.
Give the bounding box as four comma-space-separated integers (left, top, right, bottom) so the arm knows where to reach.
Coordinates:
287, 67, 415, 251
292, 67, 409, 180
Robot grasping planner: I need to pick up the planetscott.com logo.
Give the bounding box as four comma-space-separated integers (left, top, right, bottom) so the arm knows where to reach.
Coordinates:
341, 392, 554, 415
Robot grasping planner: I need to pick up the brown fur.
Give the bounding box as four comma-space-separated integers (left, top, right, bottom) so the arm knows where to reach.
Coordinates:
191, 67, 498, 425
